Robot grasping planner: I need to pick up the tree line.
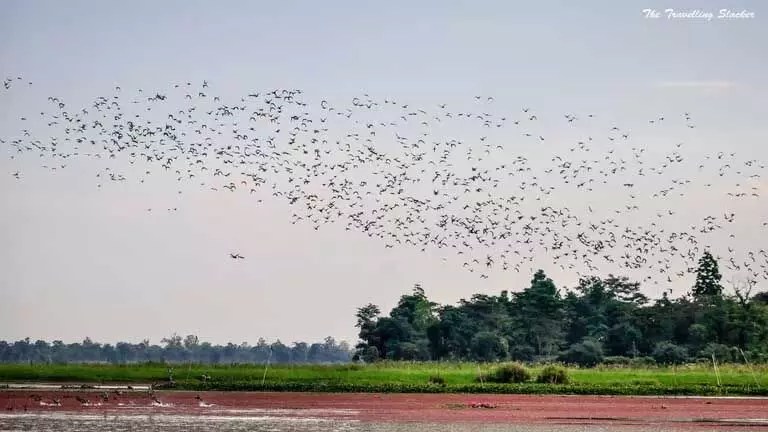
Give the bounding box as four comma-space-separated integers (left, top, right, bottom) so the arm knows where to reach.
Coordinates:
4, 252, 767, 367
0, 335, 353, 364
354, 252, 768, 365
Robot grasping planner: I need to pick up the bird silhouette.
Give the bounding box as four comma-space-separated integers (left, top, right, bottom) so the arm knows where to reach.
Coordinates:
1, 78, 765, 285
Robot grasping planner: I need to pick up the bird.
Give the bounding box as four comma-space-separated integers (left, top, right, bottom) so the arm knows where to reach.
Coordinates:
1, 80, 764, 287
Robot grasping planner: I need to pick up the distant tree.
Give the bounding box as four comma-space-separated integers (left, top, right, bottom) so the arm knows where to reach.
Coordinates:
652, 342, 688, 365
601, 275, 648, 305
354, 303, 381, 359
429, 305, 474, 360
183, 335, 199, 349
359, 284, 439, 361
692, 251, 723, 301
389, 284, 438, 334
753, 291, 768, 305
513, 270, 565, 358
605, 322, 641, 357
81, 337, 101, 362
292, 342, 309, 363
470, 331, 509, 361
270, 340, 291, 363
393, 341, 421, 360
361, 346, 379, 363
698, 343, 737, 363
558, 339, 604, 367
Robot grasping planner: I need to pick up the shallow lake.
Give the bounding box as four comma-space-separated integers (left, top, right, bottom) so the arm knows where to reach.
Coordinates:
0, 412, 750, 432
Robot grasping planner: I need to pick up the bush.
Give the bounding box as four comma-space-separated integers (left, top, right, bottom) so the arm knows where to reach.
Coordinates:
628, 378, 661, 386
536, 365, 569, 384
428, 375, 446, 385
698, 344, 737, 363
558, 340, 604, 367
603, 356, 631, 366
485, 363, 532, 384
742, 350, 768, 364
629, 356, 657, 367
652, 342, 688, 365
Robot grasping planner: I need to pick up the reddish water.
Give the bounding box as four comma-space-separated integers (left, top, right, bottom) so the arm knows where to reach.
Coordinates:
3, 390, 768, 430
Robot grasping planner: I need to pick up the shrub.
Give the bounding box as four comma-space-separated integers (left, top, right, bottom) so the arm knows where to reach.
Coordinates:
652, 342, 688, 365
557, 340, 604, 367
628, 378, 661, 386
629, 356, 657, 367
485, 363, 531, 384
428, 375, 446, 385
603, 356, 631, 366
742, 350, 768, 364
698, 343, 737, 363
536, 365, 569, 384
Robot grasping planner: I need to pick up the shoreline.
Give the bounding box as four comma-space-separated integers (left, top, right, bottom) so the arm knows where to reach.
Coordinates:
2, 380, 768, 397
3, 389, 768, 428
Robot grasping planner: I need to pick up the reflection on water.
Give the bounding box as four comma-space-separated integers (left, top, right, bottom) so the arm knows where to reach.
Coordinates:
1, 383, 151, 391
0, 412, 734, 432
0, 412, 359, 432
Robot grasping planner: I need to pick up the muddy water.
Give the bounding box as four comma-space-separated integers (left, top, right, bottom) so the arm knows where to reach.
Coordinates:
0, 412, 754, 432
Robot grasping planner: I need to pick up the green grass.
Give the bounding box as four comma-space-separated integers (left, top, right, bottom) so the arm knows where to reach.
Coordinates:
0, 361, 767, 396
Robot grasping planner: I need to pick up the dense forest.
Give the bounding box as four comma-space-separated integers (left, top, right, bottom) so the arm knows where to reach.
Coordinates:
355, 252, 768, 365
3, 252, 768, 366
0, 336, 353, 364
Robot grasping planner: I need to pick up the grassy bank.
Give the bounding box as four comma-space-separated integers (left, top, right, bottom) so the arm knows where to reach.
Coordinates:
1, 362, 766, 396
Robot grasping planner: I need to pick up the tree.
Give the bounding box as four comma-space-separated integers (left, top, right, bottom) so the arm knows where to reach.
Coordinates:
605, 322, 641, 357
354, 303, 381, 359
652, 342, 688, 365
292, 342, 309, 363
361, 346, 379, 363
470, 331, 509, 361
372, 284, 439, 360
603, 274, 649, 305
430, 305, 475, 360
0, 336, 352, 365
753, 291, 768, 305
183, 335, 200, 349
389, 284, 438, 333
558, 339, 604, 367
692, 251, 723, 301
270, 340, 291, 363
513, 270, 565, 358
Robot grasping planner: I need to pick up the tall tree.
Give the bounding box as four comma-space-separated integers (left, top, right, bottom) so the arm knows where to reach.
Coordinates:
512, 269, 565, 358
353, 303, 381, 360
692, 251, 724, 301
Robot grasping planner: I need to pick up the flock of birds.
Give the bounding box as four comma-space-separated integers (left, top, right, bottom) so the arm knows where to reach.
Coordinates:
5, 388, 213, 411
2, 76, 767, 288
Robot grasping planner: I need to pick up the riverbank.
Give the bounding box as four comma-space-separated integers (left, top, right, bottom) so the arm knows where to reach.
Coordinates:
3, 390, 768, 429
1, 362, 766, 396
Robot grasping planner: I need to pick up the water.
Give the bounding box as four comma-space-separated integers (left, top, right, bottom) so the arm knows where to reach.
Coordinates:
1, 383, 150, 391
0, 412, 753, 432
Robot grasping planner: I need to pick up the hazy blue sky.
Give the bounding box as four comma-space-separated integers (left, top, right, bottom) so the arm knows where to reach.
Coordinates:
1, 1, 766, 346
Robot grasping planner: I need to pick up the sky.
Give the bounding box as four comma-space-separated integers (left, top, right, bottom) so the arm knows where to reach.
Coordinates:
0, 0, 766, 347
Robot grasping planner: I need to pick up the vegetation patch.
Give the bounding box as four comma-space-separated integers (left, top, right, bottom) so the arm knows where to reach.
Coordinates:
1, 362, 766, 396
536, 365, 570, 385
483, 363, 531, 384
428, 374, 446, 385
